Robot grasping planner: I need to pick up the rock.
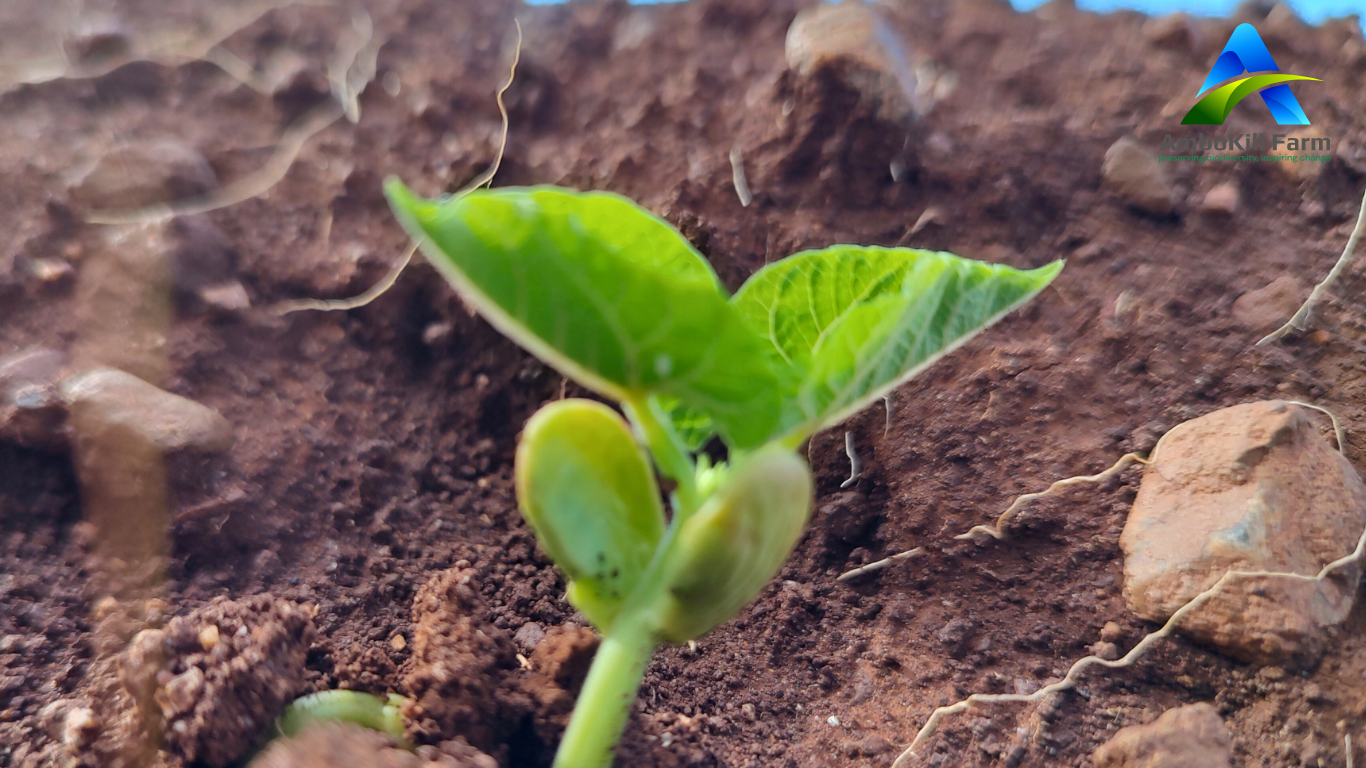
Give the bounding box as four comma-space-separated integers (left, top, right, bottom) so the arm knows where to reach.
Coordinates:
1142, 13, 1195, 50
198, 281, 252, 313
1100, 621, 1123, 643
249, 721, 497, 768
26, 257, 75, 287
854, 734, 892, 756
1200, 182, 1240, 216
1090, 641, 1120, 661
1073, 240, 1111, 264
1103, 138, 1174, 216
60, 367, 233, 454
1232, 275, 1302, 333
69, 140, 217, 211
513, 621, 546, 654
61, 707, 100, 752
1120, 401, 1366, 667
785, 1, 917, 123
0, 348, 71, 450
1092, 703, 1232, 768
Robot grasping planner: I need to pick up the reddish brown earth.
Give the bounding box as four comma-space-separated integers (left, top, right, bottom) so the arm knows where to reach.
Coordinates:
2, 0, 1366, 767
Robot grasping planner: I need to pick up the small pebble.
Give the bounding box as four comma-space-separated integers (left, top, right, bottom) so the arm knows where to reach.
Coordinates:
62, 707, 99, 751
61, 367, 233, 454
198, 281, 251, 312
1103, 137, 1175, 216
1200, 182, 1240, 216
1100, 621, 1123, 643
27, 258, 75, 286
1091, 641, 1121, 661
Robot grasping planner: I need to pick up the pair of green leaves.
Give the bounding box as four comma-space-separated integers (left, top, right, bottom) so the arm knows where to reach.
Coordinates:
516, 398, 812, 641
385, 182, 1062, 451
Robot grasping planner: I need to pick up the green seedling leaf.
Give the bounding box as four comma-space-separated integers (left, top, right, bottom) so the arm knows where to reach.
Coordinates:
653, 394, 715, 452
516, 399, 667, 631
732, 246, 1062, 441
386, 182, 783, 448
655, 446, 813, 643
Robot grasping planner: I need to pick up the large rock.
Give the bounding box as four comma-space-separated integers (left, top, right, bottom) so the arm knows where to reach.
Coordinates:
1091, 703, 1232, 768
60, 368, 232, 454
1103, 138, 1175, 216
1120, 401, 1366, 667
785, 1, 918, 123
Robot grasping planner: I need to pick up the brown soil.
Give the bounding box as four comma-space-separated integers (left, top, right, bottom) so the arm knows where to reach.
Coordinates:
2, 0, 1366, 767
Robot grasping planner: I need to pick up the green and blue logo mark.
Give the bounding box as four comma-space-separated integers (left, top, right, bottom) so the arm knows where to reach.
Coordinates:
1181, 24, 1318, 125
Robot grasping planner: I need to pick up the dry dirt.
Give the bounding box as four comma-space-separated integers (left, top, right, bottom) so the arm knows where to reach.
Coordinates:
3, 0, 1366, 767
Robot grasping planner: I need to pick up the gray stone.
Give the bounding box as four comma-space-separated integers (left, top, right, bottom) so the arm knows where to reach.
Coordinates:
0, 348, 71, 450
1120, 401, 1366, 667
785, 2, 918, 123
1232, 275, 1301, 333
1092, 703, 1231, 768
1103, 138, 1174, 216
60, 368, 232, 454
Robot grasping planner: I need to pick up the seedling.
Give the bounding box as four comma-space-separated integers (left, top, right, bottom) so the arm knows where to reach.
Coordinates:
275, 690, 411, 748
385, 181, 1062, 768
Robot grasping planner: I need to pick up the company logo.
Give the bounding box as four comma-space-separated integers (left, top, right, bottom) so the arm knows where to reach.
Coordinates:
1181, 24, 1318, 125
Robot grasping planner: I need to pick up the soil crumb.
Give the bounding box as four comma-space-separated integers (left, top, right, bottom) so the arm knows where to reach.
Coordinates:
402, 568, 529, 755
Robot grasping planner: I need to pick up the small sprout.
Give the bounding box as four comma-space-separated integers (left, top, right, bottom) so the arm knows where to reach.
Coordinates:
386, 181, 1061, 768
275, 690, 412, 750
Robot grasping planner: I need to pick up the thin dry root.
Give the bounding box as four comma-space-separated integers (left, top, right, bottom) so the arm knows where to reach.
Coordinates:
838, 547, 923, 582
954, 452, 1152, 543
1287, 399, 1347, 453
1259, 184, 1366, 345
892, 517, 1366, 767
269, 19, 522, 316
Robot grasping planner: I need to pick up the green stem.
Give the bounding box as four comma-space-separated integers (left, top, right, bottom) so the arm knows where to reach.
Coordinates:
623, 397, 700, 517
552, 617, 658, 768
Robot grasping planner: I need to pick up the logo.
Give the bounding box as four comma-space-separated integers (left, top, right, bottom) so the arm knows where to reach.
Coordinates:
1181, 24, 1318, 125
